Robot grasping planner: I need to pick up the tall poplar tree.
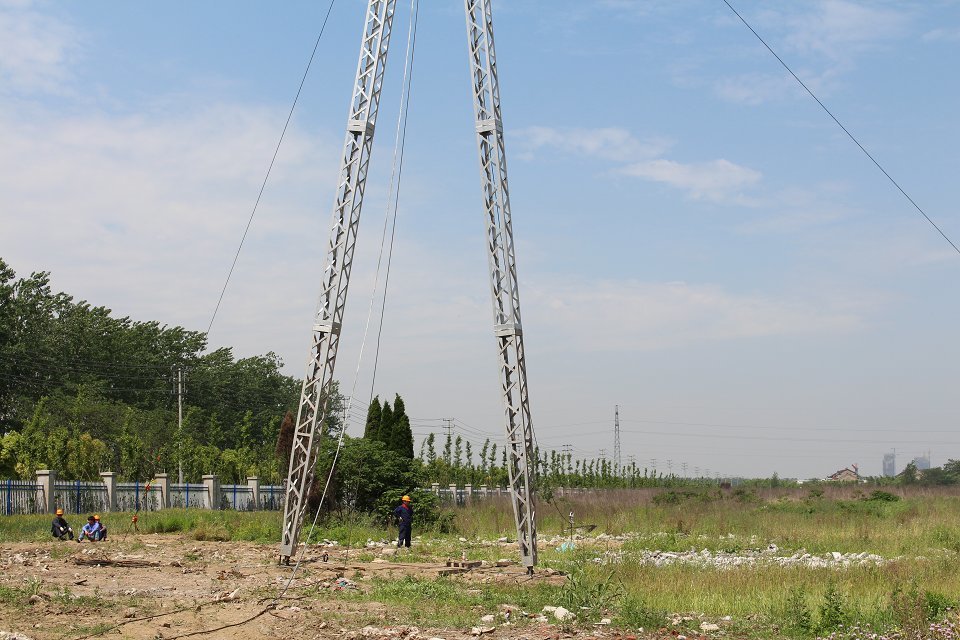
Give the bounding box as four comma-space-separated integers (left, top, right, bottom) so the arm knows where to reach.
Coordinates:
364, 397, 382, 441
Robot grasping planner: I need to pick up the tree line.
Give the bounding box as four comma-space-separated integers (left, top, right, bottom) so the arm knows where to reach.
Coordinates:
0, 258, 304, 483
10, 257, 954, 503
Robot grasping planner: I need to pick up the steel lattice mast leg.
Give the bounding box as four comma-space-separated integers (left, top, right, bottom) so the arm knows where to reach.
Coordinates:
279, 0, 397, 563
464, 0, 538, 571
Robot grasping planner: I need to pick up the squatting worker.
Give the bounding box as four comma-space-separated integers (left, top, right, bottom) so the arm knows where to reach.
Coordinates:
93, 514, 107, 540
78, 515, 104, 542
393, 495, 413, 548
51, 508, 74, 541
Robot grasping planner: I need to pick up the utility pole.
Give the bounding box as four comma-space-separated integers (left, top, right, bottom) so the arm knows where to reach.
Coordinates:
176, 366, 184, 485
681, 462, 688, 478
613, 405, 621, 477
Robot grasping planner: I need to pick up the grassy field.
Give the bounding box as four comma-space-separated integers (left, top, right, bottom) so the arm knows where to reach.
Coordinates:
3, 485, 960, 639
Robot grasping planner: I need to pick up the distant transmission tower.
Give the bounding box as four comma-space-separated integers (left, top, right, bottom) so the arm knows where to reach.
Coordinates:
613, 405, 621, 477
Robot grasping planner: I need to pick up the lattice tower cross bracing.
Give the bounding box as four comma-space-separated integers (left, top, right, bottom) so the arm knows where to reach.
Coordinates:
279, 0, 538, 571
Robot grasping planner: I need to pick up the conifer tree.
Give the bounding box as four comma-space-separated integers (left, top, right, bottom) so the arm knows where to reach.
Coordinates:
479, 439, 489, 473
364, 396, 382, 441
379, 400, 394, 447
389, 394, 414, 459
443, 432, 452, 465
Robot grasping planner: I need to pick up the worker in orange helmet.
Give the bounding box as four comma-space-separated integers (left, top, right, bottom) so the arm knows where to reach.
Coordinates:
51, 508, 74, 541
93, 514, 107, 541
393, 495, 413, 549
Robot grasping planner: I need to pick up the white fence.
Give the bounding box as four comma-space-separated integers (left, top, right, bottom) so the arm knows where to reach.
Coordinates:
0, 470, 283, 516
1, 479, 43, 515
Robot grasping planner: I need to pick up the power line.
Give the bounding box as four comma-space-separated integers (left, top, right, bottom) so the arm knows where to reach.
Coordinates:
205, 0, 339, 338
721, 0, 960, 258
367, 0, 419, 402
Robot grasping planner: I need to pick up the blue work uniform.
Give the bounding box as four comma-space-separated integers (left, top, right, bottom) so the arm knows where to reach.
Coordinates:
393, 502, 412, 548
79, 521, 103, 541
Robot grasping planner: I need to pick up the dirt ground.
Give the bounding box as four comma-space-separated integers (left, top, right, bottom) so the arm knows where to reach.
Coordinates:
0, 535, 635, 640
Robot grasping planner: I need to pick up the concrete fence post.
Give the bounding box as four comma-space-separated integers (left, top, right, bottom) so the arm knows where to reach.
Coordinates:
479, 484, 487, 497
154, 473, 169, 509
247, 476, 260, 510
202, 475, 221, 510
100, 472, 117, 511
431, 482, 440, 495
36, 469, 56, 514
465, 484, 473, 503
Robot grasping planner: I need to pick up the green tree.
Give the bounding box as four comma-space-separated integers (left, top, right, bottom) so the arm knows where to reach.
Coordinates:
364, 396, 382, 441
379, 400, 394, 447
388, 394, 414, 459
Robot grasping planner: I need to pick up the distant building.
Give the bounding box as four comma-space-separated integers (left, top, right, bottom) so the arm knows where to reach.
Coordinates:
883, 453, 896, 478
913, 455, 931, 470
827, 465, 860, 482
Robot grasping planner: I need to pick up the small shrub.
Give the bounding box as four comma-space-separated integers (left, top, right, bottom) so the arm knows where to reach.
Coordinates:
929, 526, 960, 552
890, 582, 927, 639
619, 593, 667, 630
866, 490, 901, 503
143, 513, 187, 534
558, 568, 621, 618
784, 585, 813, 635
818, 582, 848, 633
191, 523, 230, 541
925, 591, 955, 620
653, 489, 700, 505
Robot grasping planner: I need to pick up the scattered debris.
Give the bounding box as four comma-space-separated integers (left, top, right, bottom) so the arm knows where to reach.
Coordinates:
333, 578, 358, 591
445, 560, 481, 569
470, 626, 495, 635
73, 557, 159, 568
553, 606, 575, 622
213, 588, 240, 602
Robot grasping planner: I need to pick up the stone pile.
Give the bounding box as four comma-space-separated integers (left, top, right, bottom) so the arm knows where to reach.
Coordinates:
592, 547, 885, 569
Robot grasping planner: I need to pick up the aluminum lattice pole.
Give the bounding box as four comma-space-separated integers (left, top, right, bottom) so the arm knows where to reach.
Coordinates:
464, 0, 538, 570
279, 0, 397, 562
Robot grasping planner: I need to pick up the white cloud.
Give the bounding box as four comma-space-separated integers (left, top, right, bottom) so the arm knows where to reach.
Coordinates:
922, 27, 960, 42
621, 158, 761, 201
0, 101, 339, 356
524, 278, 861, 352
714, 72, 803, 106
514, 125, 761, 202
780, 0, 907, 61
0, 0, 80, 94
714, 1, 909, 104
513, 126, 671, 162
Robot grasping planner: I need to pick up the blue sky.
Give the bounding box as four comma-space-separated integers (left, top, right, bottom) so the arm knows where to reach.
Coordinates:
2, 0, 959, 479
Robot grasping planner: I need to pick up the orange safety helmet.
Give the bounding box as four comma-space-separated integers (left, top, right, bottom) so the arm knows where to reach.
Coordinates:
93, 514, 100, 521
55, 508, 64, 516
401, 495, 411, 503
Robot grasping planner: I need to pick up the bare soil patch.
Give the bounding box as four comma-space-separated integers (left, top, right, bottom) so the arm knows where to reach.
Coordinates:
0, 536, 616, 640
